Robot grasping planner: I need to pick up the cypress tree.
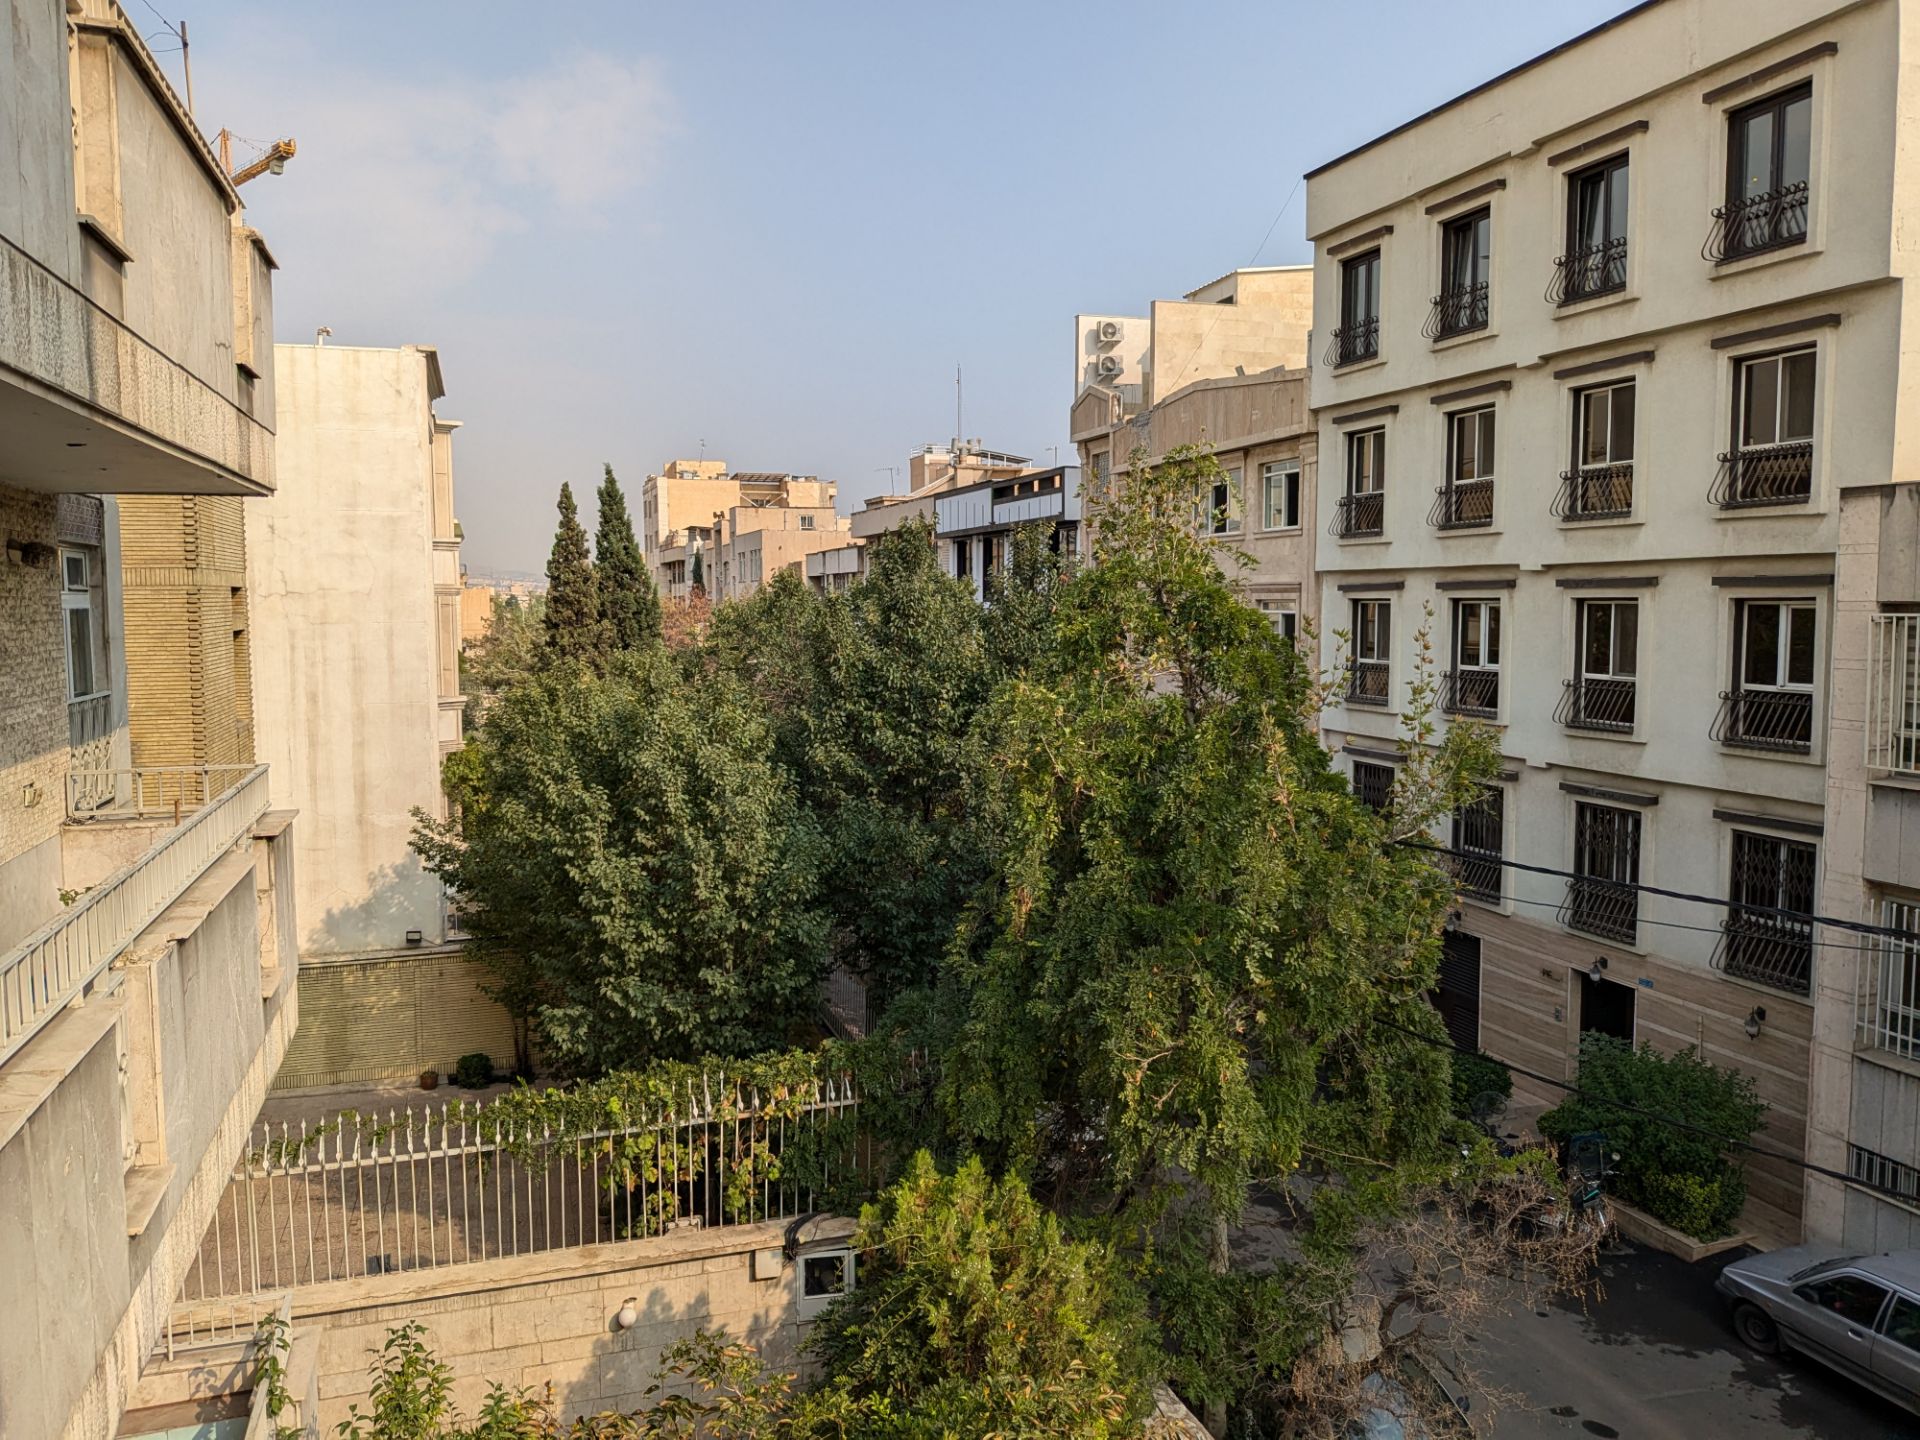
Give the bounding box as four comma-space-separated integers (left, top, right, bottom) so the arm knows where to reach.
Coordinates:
594, 463, 661, 650
542, 482, 603, 664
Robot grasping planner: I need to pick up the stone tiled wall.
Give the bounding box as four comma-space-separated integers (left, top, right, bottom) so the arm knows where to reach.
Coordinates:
0, 484, 68, 939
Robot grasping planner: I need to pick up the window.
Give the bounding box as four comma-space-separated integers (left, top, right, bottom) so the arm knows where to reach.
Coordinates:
953, 538, 971, 579
799, 514, 815, 530
1444, 600, 1500, 716
1884, 1296, 1920, 1353
1200, 469, 1242, 536
1261, 461, 1301, 530
1864, 895, 1920, 1056
1434, 408, 1495, 529
1332, 250, 1380, 366
1557, 599, 1638, 732
1255, 598, 1299, 644
1718, 830, 1816, 995
1348, 599, 1391, 705
1335, 429, 1385, 538
1352, 761, 1394, 813
1452, 786, 1504, 903
1430, 208, 1490, 338
1713, 600, 1816, 752
1850, 1144, 1920, 1205
1558, 381, 1635, 521
1717, 83, 1812, 261
799, 1248, 857, 1316
1564, 802, 1641, 944
61, 548, 98, 701
1717, 348, 1815, 508
1792, 1275, 1888, 1329
1557, 154, 1630, 303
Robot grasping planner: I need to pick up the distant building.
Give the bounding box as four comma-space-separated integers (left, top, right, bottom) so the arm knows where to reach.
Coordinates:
935, 465, 1084, 601
640, 460, 852, 601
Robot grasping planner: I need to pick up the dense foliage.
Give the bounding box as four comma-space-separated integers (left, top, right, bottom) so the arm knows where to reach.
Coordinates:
461, 591, 546, 725
542, 482, 604, 665
1539, 1033, 1767, 1239
595, 464, 662, 651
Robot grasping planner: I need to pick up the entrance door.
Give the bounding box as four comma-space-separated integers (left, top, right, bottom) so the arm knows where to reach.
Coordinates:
1578, 969, 1635, 1042
1433, 931, 1482, 1052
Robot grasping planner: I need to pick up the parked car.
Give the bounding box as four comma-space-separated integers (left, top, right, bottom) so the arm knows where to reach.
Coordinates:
1717, 1245, 1920, 1414
1348, 1353, 1474, 1439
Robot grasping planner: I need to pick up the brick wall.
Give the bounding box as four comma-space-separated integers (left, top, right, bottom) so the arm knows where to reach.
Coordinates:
0, 484, 67, 874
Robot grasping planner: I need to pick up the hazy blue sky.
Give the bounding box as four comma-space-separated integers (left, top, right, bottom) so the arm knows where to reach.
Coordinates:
173, 0, 1639, 576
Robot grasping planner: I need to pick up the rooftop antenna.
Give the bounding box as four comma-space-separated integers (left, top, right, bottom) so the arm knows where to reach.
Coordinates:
955, 365, 963, 452
698, 437, 706, 461
315, 326, 332, 345
874, 465, 900, 489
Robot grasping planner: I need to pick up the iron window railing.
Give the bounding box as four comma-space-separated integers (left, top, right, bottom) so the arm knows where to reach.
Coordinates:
1324, 318, 1380, 368
1547, 237, 1628, 305
1849, 1145, 1920, 1205
1554, 677, 1636, 733
1561, 803, 1641, 945
1867, 615, 1920, 775
1347, 659, 1390, 706
1428, 478, 1494, 530
1710, 440, 1814, 509
1551, 464, 1633, 522
1703, 181, 1809, 264
1352, 761, 1395, 812
1713, 833, 1816, 996
1451, 789, 1504, 903
1329, 492, 1385, 539
1560, 875, 1637, 944
1715, 909, 1814, 994
1423, 282, 1489, 340
1439, 668, 1500, 719
1859, 896, 1920, 1057
1710, 688, 1814, 754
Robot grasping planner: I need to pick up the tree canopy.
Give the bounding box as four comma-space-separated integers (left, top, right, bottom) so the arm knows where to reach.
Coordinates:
595, 463, 662, 652
542, 482, 604, 665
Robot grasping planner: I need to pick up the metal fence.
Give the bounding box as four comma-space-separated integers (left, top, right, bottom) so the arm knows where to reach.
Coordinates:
1868, 614, 1920, 777
66, 764, 260, 821
0, 764, 269, 1065
178, 1073, 863, 1300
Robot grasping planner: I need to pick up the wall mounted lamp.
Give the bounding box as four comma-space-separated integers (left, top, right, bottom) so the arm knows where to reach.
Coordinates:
1588, 957, 1609, 983
1745, 1006, 1767, 1041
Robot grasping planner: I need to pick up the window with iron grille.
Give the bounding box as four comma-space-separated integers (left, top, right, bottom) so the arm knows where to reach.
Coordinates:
1557, 380, 1635, 521
1558, 600, 1637, 732
1348, 599, 1391, 705
1352, 761, 1394, 813
1555, 154, 1629, 303
1717, 830, 1817, 995
1332, 250, 1381, 366
1444, 599, 1500, 717
1849, 1144, 1920, 1205
1713, 83, 1811, 262
1452, 786, 1503, 903
1433, 408, 1495, 529
1713, 599, 1816, 753
1863, 895, 1920, 1057
1714, 347, 1816, 509
1430, 208, 1490, 338
1564, 802, 1640, 944
1334, 428, 1386, 538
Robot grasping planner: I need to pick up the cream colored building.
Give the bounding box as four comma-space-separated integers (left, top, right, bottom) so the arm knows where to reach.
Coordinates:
0, 3, 300, 1435
1073, 269, 1317, 639
1305, 0, 1920, 1244
641, 460, 851, 601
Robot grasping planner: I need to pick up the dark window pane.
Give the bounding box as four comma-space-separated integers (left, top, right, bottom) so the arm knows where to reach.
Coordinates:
1788, 606, 1817, 686
1584, 604, 1611, 676
1744, 604, 1782, 687
1782, 93, 1812, 189
1784, 350, 1816, 440
1886, 1298, 1920, 1352
1743, 359, 1780, 447
1480, 413, 1496, 477
1608, 163, 1629, 239
1615, 604, 1638, 676
1795, 1276, 1889, 1328
1611, 385, 1635, 462
1739, 110, 1775, 200
66, 608, 94, 697
1580, 390, 1608, 466
1486, 605, 1501, 665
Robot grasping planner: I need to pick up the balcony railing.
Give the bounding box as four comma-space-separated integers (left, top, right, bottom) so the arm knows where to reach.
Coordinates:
1428, 478, 1494, 530
1347, 659, 1390, 706
1710, 441, 1813, 510
0, 764, 269, 1065
0, 233, 273, 490
1547, 237, 1628, 305
67, 694, 117, 812
1329, 491, 1385, 539
1324, 318, 1380, 369
1439, 667, 1500, 718
1422, 282, 1489, 340
1559, 875, 1637, 945
1554, 676, 1636, 733
1703, 182, 1809, 264
1714, 910, 1813, 996
1859, 897, 1920, 1056
1551, 464, 1633, 522
1868, 615, 1920, 775
66, 764, 258, 821
1710, 688, 1813, 755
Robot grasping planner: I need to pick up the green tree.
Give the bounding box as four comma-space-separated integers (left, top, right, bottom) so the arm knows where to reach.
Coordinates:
461, 592, 546, 725
542, 482, 604, 665
595, 464, 662, 651
414, 649, 829, 1074
982, 518, 1072, 678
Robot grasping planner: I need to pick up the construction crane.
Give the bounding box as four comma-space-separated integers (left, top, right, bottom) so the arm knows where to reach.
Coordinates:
217, 129, 296, 187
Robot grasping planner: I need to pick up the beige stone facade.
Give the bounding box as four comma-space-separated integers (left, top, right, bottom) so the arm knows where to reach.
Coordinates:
641, 460, 853, 601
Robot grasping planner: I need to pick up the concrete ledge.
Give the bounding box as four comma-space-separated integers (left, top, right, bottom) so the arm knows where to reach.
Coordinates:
1610, 1198, 1754, 1262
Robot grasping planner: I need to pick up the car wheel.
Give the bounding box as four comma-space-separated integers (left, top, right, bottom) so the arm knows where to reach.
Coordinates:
1733, 1302, 1781, 1354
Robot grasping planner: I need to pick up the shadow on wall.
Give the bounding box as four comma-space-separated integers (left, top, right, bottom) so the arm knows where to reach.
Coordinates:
309, 856, 440, 956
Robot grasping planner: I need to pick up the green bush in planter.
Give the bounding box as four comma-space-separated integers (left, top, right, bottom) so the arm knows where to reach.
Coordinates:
1448, 1049, 1513, 1120
1538, 1034, 1766, 1241
452, 1052, 494, 1090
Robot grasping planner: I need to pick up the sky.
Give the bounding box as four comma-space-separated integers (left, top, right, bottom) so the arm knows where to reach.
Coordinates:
171, 0, 1643, 577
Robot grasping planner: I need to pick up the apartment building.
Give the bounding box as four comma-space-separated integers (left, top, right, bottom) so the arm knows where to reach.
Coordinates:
639, 460, 851, 600
1073, 268, 1317, 639
1306, 0, 1920, 1244
0, 1, 299, 1433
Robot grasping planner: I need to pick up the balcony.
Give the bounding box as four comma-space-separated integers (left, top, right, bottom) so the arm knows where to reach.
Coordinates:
1867, 614, 1920, 775
1714, 910, 1813, 996
1547, 237, 1628, 305
0, 233, 273, 496
1552, 464, 1633, 522
1554, 676, 1636, 733
1329, 492, 1384, 539
1347, 659, 1390, 707
1702, 182, 1809, 264
1324, 318, 1379, 369
1709, 441, 1813, 510
1422, 283, 1489, 341
0, 764, 269, 1064
1858, 898, 1920, 1056
1439, 667, 1500, 719
1710, 688, 1813, 755
1559, 875, 1637, 945
1428, 478, 1494, 531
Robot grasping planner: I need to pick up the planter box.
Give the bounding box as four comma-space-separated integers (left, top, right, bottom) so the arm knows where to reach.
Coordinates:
1609, 1197, 1754, 1262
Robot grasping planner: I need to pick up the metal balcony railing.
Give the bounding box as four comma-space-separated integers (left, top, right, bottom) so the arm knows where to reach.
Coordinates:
1867, 614, 1920, 775
1428, 478, 1494, 530
1329, 491, 1385, 539
1710, 440, 1813, 509
1551, 464, 1633, 522
1423, 282, 1489, 340
1559, 876, 1637, 945
1547, 237, 1628, 305
1710, 688, 1814, 754
0, 764, 269, 1065
1703, 182, 1809, 264
1714, 910, 1813, 996
66, 764, 258, 820
1439, 667, 1500, 718
67, 694, 117, 812
1324, 318, 1380, 368
1859, 897, 1920, 1056
1347, 659, 1390, 706
1554, 677, 1636, 733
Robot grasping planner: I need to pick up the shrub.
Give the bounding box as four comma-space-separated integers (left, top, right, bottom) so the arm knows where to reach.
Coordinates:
1538, 1034, 1766, 1240
452, 1053, 494, 1090
1447, 1050, 1512, 1121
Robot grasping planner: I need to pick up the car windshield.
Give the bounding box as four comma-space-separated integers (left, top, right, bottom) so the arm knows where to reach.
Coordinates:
1788, 1254, 1866, 1282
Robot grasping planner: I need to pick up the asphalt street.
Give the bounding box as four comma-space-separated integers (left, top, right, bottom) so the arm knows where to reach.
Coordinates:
1474, 1243, 1920, 1438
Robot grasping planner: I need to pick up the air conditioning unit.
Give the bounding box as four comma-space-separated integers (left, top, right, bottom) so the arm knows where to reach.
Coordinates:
1095, 319, 1123, 345
1096, 354, 1124, 379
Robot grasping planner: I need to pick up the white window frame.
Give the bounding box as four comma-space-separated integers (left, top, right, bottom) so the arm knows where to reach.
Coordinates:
1737, 598, 1817, 695
60, 547, 102, 702
1255, 597, 1299, 642
1260, 461, 1302, 532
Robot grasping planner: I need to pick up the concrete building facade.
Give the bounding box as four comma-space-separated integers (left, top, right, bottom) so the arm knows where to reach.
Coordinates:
640, 460, 852, 602
1304, 0, 1920, 1244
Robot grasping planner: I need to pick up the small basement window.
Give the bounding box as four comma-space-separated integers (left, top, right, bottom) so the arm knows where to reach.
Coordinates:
799, 1248, 856, 1315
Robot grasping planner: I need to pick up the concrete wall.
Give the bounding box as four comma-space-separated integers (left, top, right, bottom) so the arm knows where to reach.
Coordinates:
250, 346, 450, 958
0, 484, 66, 948
0, 0, 82, 279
